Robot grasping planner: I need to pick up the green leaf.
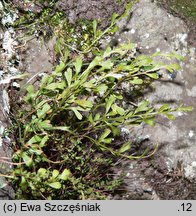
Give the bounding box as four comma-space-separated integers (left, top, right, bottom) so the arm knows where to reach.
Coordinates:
75, 100, 93, 108
93, 20, 97, 38
36, 100, 50, 109
158, 104, 170, 112
94, 113, 101, 121
48, 182, 61, 189
83, 79, 96, 89
87, 56, 103, 71
27, 135, 42, 145
40, 135, 49, 147
111, 12, 119, 23
52, 126, 71, 132
135, 55, 153, 66
111, 104, 125, 115
153, 52, 184, 61
115, 43, 135, 56
41, 75, 50, 86
165, 113, 176, 120
55, 61, 66, 73
146, 73, 159, 79
119, 142, 131, 153
88, 113, 93, 124
71, 107, 83, 120
102, 138, 112, 144
63, 48, 70, 63
29, 146, 43, 155
108, 25, 119, 34
45, 83, 58, 90
144, 117, 155, 126
99, 128, 111, 142
52, 170, 59, 178
55, 39, 63, 54
96, 84, 108, 94
106, 95, 116, 114
103, 46, 112, 58
171, 52, 184, 61
45, 81, 66, 90
115, 63, 134, 72
99, 60, 114, 70
37, 103, 51, 118
105, 72, 123, 79
65, 68, 72, 86
130, 77, 144, 84
135, 101, 149, 113
143, 65, 155, 71
22, 152, 33, 167
37, 168, 47, 177
58, 81, 67, 89
20, 176, 27, 190
59, 169, 71, 181
25, 85, 36, 102
126, 111, 134, 118
74, 57, 83, 75
165, 63, 180, 72
110, 125, 121, 136
38, 120, 52, 130
178, 106, 193, 112
26, 85, 34, 94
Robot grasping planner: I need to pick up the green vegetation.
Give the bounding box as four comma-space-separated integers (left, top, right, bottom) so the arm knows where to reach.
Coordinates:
158, 0, 196, 22
10, 43, 192, 199
0, 0, 193, 199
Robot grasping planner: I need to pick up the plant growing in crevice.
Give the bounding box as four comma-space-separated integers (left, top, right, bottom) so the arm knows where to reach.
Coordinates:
3, 41, 192, 199
9, 0, 134, 55
0, 1, 193, 199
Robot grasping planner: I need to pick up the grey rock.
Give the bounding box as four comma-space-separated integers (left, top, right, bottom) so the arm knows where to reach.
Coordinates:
113, 0, 196, 199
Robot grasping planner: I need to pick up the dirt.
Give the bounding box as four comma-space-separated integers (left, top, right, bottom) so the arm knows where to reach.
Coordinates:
143, 156, 196, 200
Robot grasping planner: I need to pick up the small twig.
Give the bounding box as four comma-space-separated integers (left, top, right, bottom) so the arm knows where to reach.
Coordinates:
14, 41, 27, 49
0, 159, 25, 166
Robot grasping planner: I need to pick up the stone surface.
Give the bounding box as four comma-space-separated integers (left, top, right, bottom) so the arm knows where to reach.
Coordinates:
22, 39, 54, 75
55, 0, 129, 27
0, 0, 196, 199
114, 0, 196, 199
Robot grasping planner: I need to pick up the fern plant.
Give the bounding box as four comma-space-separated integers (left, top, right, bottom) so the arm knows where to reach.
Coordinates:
1, 42, 190, 199
0, 1, 192, 199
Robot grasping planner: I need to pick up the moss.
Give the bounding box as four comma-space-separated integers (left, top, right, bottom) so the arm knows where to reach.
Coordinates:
158, 0, 196, 22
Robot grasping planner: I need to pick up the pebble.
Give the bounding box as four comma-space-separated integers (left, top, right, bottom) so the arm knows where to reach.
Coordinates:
130, 28, 135, 34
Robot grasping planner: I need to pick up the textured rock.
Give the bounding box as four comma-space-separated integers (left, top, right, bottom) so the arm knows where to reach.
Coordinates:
115, 0, 196, 199
1, 0, 196, 200
55, 0, 129, 27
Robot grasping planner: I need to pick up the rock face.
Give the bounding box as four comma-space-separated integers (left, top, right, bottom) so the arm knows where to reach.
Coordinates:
55, 0, 129, 27
114, 0, 196, 199
0, 0, 196, 199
